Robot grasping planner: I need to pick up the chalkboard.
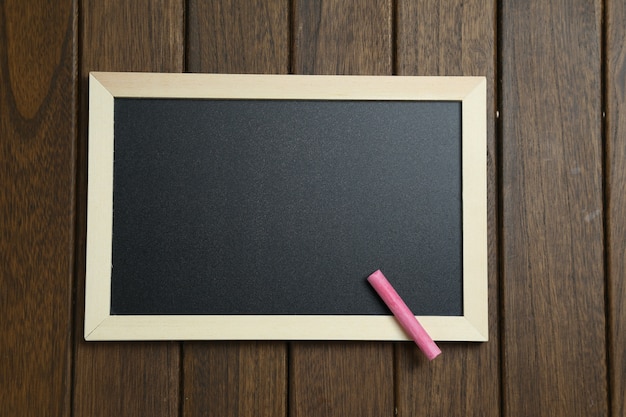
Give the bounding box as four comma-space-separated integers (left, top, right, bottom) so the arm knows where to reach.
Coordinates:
85, 73, 487, 341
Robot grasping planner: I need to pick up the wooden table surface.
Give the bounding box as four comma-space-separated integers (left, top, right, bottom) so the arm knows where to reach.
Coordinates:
1, 0, 623, 416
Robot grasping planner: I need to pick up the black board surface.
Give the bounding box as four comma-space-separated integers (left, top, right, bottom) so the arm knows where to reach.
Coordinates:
110, 98, 463, 316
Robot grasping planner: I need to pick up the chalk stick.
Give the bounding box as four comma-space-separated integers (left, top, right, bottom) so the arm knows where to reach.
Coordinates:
367, 269, 441, 360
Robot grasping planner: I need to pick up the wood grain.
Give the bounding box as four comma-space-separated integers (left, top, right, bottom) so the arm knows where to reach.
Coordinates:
607, 0, 626, 415
183, 1, 289, 416
501, 1, 607, 416
73, 343, 180, 416
184, 342, 286, 417
395, 1, 499, 415
187, 0, 289, 74
73, 1, 184, 416
293, 0, 392, 75
289, 1, 394, 415
0, 1, 76, 415
290, 343, 394, 417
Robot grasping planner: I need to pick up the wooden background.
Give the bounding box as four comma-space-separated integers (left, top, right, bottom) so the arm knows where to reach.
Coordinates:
1, 0, 623, 416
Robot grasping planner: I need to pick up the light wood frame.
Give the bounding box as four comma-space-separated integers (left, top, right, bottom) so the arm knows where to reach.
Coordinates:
85, 72, 487, 341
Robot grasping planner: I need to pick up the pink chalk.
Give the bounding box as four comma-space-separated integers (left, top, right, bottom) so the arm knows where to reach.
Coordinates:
367, 269, 441, 360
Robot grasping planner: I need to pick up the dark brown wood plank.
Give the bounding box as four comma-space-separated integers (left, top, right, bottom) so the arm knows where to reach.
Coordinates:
501, 1, 607, 416
184, 344, 287, 417
290, 1, 394, 416
183, 2, 289, 416
187, 0, 289, 74
293, 0, 392, 75
184, 342, 286, 417
607, 0, 626, 415
73, 1, 184, 416
74, 343, 180, 416
0, 1, 76, 415
395, 1, 499, 415
290, 343, 394, 417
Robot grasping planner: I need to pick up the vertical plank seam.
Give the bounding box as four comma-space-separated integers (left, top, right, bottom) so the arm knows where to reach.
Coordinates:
495, 0, 506, 416
179, 342, 185, 417
71, 0, 85, 410
392, 344, 398, 416
286, 342, 292, 417
391, 0, 397, 75
288, 0, 295, 74
71, 0, 92, 413
70, 0, 82, 415
601, 0, 613, 416
183, 0, 187, 72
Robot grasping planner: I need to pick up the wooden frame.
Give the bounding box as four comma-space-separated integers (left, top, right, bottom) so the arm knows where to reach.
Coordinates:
85, 72, 487, 341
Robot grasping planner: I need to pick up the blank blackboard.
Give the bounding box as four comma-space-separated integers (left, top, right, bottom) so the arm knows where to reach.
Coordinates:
111, 98, 462, 316
85, 73, 488, 341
